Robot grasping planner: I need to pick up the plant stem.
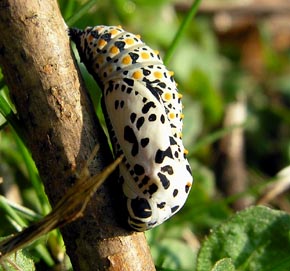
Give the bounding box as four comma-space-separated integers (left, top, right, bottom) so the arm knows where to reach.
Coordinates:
164, 0, 203, 65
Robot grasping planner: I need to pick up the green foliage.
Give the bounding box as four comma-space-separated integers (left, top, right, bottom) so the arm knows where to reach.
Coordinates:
211, 258, 235, 271
0, 239, 35, 271
148, 226, 198, 270
197, 206, 290, 271
1, 0, 290, 270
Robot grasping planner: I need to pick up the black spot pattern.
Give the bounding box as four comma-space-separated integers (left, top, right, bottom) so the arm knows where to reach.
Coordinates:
148, 114, 156, 121
160, 114, 165, 124
161, 165, 174, 175
142, 68, 151, 76
129, 52, 139, 63
157, 172, 170, 189
140, 138, 149, 147
130, 198, 152, 218
123, 78, 134, 86
155, 146, 173, 164
136, 117, 145, 130
114, 40, 125, 50
134, 164, 145, 175
91, 30, 100, 39
114, 100, 119, 109
141, 175, 150, 185
157, 202, 166, 209
171, 205, 179, 213
130, 113, 137, 123
186, 165, 192, 175
142, 101, 156, 114
148, 183, 158, 195
126, 87, 133, 94
185, 184, 190, 193
101, 33, 112, 42
158, 82, 166, 88
173, 189, 178, 197
105, 80, 114, 95
121, 85, 126, 92
142, 78, 161, 102
169, 136, 177, 145
138, 176, 150, 189
124, 125, 139, 156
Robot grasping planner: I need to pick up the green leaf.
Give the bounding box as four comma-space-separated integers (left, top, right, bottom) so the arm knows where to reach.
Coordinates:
197, 206, 290, 271
0, 89, 24, 140
151, 234, 197, 270
212, 258, 235, 271
0, 237, 35, 271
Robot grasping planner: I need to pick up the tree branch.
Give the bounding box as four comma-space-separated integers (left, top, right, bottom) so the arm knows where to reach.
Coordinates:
0, 0, 155, 270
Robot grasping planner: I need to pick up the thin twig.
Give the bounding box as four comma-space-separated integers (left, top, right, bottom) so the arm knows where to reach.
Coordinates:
0, 150, 123, 260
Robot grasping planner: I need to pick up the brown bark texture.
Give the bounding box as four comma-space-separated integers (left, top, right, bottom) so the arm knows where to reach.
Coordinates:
0, 0, 155, 270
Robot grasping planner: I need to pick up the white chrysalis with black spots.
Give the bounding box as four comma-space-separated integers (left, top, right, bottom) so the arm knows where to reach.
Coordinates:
69, 25, 193, 231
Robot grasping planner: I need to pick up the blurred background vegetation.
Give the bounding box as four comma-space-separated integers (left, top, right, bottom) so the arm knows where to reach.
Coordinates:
1, 0, 290, 270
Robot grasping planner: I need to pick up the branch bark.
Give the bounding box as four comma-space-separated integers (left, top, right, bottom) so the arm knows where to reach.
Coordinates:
0, 0, 155, 270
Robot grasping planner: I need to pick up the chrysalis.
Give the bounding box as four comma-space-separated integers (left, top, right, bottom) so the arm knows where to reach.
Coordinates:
69, 25, 193, 231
